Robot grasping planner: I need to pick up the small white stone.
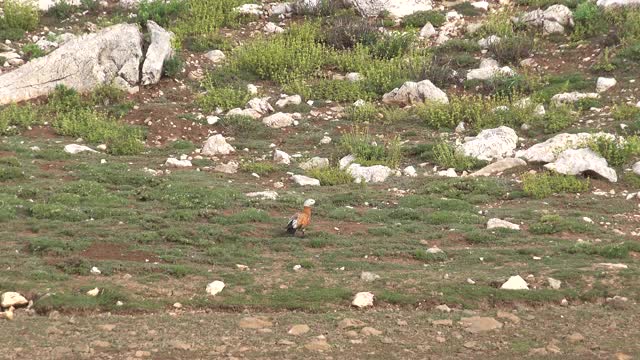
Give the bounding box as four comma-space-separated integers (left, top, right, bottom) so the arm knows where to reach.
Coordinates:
500, 275, 529, 290
206, 280, 225, 296
87, 288, 100, 297
352, 292, 374, 308
90, 266, 101, 275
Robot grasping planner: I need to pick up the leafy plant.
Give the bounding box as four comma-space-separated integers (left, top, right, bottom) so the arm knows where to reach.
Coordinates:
163, 54, 184, 78
344, 103, 380, 123
402, 10, 446, 28
137, 0, 187, 27
340, 127, 402, 168
432, 142, 484, 171
521, 172, 590, 198
487, 35, 533, 65
0, 0, 39, 32
587, 135, 640, 167
22, 44, 45, 60
573, 1, 607, 39
0, 103, 41, 135
231, 23, 327, 84
541, 105, 576, 134
307, 167, 354, 186
197, 85, 250, 112
48, 0, 76, 20
321, 14, 380, 50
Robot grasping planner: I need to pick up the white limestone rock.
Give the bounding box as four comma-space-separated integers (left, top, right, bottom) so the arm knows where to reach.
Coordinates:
460, 126, 518, 161
201, 135, 235, 156
352, 291, 374, 308
382, 80, 448, 106
544, 148, 617, 182
487, 218, 521, 231
292, 174, 321, 186
500, 275, 529, 290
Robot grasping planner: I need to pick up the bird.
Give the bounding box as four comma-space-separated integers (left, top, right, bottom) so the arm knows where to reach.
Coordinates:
286, 199, 315, 237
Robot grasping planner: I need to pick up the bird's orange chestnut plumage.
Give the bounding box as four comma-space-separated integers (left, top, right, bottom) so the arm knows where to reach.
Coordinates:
286, 199, 315, 237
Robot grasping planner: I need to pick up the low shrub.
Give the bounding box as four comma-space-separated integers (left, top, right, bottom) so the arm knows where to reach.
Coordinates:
52, 108, 145, 155
339, 127, 402, 168
587, 135, 640, 167
197, 85, 250, 112
321, 14, 379, 50
402, 10, 446, 28
432, 142, 484, 171
307, 167, 354, 186
487, 35, 534, 65
344, 103, 380, 123
137, 0, 187, 27
521, 172, 590, 198
21, 44, 45, 60
0, 0, 39, 32
0, 103, 41, 134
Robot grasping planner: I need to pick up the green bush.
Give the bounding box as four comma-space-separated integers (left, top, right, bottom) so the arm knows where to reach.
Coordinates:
52, 108, 145, 155
183, 33, 232, 52
48, 0, 76, 20
521, 172, 590, 198
0, 103, 41, 134
416, 96, 486, 129
402, 10, 446, 28
370, 32, 415, 60
476, 9, 515, 38
321, 14, 380, 50
231, 23, 328, 84
174, 0, 249, 41
340, 127, 402, 168
344, 103, 380, 123
541, 105, 576, 133
612, 103, 640, 122
294, 79, 368, 102
163, 55, 184, 78
573, 2, 607, 39
488, 35, 533, 65
587, 135, 640, 167
91, 84, 126, 106
22, 44, 45, 60
0, 0, 39, 31
241, 162, 281, 175
432, 142, 484, 171
307, 167, 353, 186
137, 0, 187, 27
197, 85, 250, 112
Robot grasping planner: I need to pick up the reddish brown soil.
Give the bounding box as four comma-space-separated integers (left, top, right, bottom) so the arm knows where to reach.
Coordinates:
79, 242, 161, 263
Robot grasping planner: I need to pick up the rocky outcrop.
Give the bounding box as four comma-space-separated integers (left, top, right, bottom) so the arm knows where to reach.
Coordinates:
141, 21, 174, 86
467, 58, 515, 81
346, 164, 392, 183
201, 135, 235, 156
519, 132, 614, 163
460, 126, 518, 161
382, 80, 448, 106
0, 24, 143, 105
544, 148, 617, 182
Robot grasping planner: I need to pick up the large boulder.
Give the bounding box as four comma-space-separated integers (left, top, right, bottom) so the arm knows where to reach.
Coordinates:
0, 24, 142, 105
141, 21, 174, 86
544, 148, 617, 182
519, 132, 614, 163
516, 5, 573, 34
633, 161, 640, 176
347, 0, 433, 18
346, 164, 392, 183
460, 126, 518, 161
201, 135, 235, 156
382, 80, 448, 106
